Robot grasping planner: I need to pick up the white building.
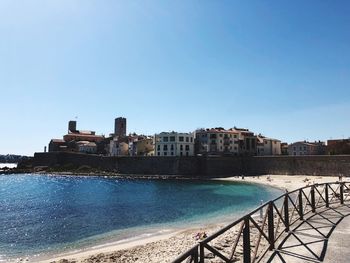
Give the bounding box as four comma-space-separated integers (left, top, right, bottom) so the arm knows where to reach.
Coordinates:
155, 132, 195, 157
256, 135, 281, 156
109, 139, 129, 156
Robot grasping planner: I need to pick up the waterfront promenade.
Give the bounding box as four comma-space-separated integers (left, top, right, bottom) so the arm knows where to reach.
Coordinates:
265, 204, 350, 262
324, 210, 350, 263
172, 177, 350, 263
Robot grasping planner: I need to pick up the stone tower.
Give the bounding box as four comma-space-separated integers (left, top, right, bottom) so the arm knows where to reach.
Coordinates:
68, 120, 77, 133
114, 117, 126, 137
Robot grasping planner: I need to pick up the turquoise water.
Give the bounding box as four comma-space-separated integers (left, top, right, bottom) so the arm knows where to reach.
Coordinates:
0, 174, 282, 261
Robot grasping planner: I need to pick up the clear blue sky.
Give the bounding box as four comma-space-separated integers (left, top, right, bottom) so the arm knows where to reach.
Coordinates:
1, 1, 350, 156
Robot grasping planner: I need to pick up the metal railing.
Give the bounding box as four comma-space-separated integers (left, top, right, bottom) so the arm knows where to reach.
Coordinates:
172, 182, 350, 263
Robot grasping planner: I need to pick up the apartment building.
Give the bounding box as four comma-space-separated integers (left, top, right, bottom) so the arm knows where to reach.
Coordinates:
130, 137, 154, 156
109, 139, 129, 156
288, 141, 326, 156
195, 128, 239, 155
231, 127, 257, 156
327, 139, 350, 155
256, 135, 282, 156
155, 132, 195, 157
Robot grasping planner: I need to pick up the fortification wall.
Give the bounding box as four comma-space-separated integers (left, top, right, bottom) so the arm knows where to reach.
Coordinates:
247, 155, 350, 176
32, 152, 350, 177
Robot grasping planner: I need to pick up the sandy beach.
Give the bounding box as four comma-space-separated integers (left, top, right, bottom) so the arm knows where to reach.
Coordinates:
35, 174, 345, 263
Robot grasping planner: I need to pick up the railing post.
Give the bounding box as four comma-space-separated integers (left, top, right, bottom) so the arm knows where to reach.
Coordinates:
268, 201, 275, 250
311, 185, 316, 213
325, 183, 329, 208
298, 189, 303, 220
284, 194, 289, 232
199, 242, 204, 263
194, 246, 199, 263
340, 182, 344, 204
243, 217, 251, 263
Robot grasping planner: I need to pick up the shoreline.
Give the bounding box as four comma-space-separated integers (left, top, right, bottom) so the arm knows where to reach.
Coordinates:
36, 223, 228, 263
34, 229, 183, 263
32, 197, 256, 263
0, 169, 202, 180
28, 174, 346, 263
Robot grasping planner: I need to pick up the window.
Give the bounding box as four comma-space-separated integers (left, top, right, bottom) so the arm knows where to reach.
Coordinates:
186, 152, 189, 156
179, 136, 184, 142
163, 137, 169, 142
246, 138, 250, 150
171, 144, 174, 150
171, 152, 174, 156
164, 152, 167, 156
163, 145, 168, 151
219, 134, 223, 137
293, 146, 296, 151
180, 152, 183, 156
170, 136, 175, 142
157, 145, 160, 151
185, 145, 189, 151
186, 137, 189, 142
180, 145, 183, 151
220, 140, 222, 143
190, 137, 193, 142
157, 152, 160, 156
210, 134, 217, 139
234, 135, 237, 138
252, 140, 256, 149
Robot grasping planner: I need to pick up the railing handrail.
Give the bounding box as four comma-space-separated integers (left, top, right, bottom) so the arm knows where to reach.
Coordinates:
172, 244, 199, 263
172, 181, 348, 263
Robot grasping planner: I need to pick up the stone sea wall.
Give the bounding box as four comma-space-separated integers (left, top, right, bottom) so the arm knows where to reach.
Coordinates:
247, 155, 350, 176
32, 152, 350, 177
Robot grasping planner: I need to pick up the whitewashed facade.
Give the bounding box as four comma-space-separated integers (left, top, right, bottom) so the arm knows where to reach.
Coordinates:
256, 135, 281, 156
155, 132, 195, 157
109, 139, 129, 156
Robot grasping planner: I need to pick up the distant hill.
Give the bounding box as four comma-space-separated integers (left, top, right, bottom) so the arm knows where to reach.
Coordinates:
0, 154, 30, 163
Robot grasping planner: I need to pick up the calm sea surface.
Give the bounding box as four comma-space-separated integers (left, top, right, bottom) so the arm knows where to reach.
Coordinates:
0, 174, 282, 261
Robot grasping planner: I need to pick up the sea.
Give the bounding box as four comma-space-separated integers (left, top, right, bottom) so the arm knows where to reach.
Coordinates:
0, 174, 282, 261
